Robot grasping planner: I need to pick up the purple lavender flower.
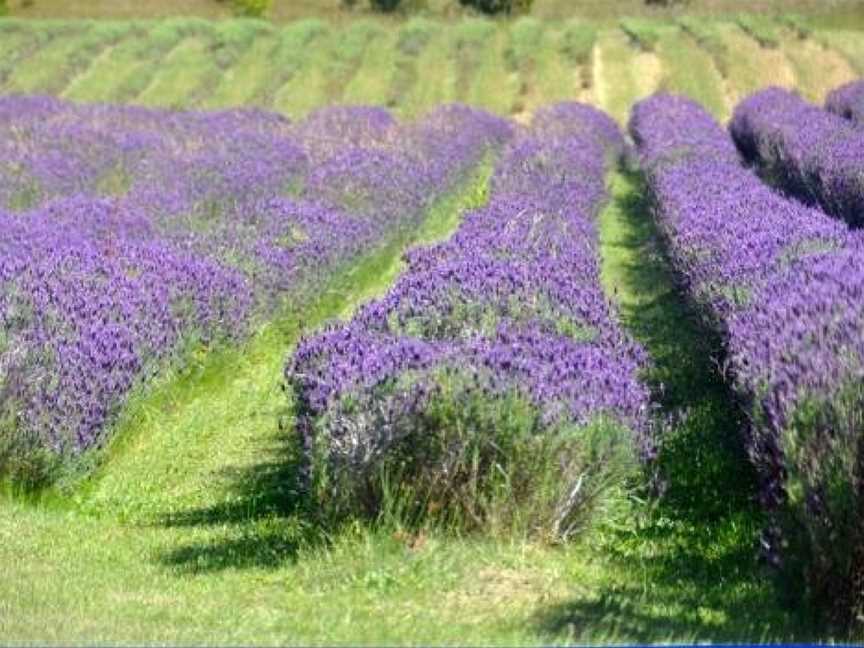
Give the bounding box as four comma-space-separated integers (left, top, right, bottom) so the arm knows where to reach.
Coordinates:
730, 87, 864, 227
0, 98, 508, 465
826, 79, 864, 125
287, 103, 650, 537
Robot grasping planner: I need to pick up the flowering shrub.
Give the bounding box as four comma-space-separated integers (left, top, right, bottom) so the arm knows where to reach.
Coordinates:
730, 87, 864, 228
826, 79, 864, 125
632, 92, 864, 629
0, 98, 508, 485
287, 103, 651, 539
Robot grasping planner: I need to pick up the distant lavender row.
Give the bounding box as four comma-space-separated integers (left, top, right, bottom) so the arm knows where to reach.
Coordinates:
826, 78, 864, 125
730, 87, 864, 227
632, 92, 864, 626
0, 97, 508, 465
287, 103, 650, 538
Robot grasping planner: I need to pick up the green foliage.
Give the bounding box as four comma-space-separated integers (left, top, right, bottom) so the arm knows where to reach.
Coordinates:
735, 13, 781, 48
230, 0, 270, 18
781, 13, 813, 38
769, 383, 864, 630
211, 18, 271, 67
0, 1, 7, 17
505, 16, 542, 71
677, 16, 730, 75
620, 17, 664, 51
0, 371, 58, 492
458, 0, 534, 16
395, 17, 436, 56
311, 368, 637, 542
560, 20, 596, 65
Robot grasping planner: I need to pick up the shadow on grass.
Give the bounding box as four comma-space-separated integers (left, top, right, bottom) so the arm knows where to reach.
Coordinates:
154, 425, 328, 574
532, 170, 815, 642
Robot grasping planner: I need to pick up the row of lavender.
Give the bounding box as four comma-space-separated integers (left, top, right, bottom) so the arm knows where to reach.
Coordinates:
0, 97, 509, 480
631, 93, 864, 627
286, 104, 651, 539
730, 84, 864, 227
826, 78, 864, 126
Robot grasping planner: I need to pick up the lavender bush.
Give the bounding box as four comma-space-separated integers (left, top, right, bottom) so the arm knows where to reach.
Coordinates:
0, 97, 508, 486
826, 79, 864, 125
287, 103, 651, 540
632, 92, 864, 629
730, 87, 864, 228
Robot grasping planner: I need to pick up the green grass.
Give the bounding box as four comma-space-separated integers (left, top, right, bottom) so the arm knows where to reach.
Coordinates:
203, 31, 280, 108
341, 23, 397, 107
0, 16, 862, 119
132, 35, 213, 107
619, 17, 665, 52
35, 22, 133, 95
0, 21, 89, 93
386, 17, 436, 111
264, 20, 329, 111
655, 24, 726, 118
132, 20, 264, 109
593, 27, 658, 124
588, 170, 819, 642
735, 13, 782, 48
400, 21, 457, 117
815, 29, 864, 75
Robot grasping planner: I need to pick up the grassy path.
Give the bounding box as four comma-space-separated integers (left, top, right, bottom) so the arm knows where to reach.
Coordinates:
554, 170, 814, 642
203, 34, 281, 109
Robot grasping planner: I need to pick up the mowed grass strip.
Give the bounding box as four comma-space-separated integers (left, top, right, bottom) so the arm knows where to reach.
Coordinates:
399, 22, 457, 117
0, 26, 52, 86
0, 21, 95, 94
342, 23, 397, 107
593, 27, 661, 125
63, 20, 196, 103
263, 20, 329, 111
817, 29, 864, 75
654, 24, 727, 119
506, 18, 581, 117
272, 20, 382, 117
4, 22, 132, 96
203, 31, 280, 109
385, 17, 436, 113
1, 18, 863, 120
575, 170, 816, 644
133, 21, 264, 109
465, 22, 519, 115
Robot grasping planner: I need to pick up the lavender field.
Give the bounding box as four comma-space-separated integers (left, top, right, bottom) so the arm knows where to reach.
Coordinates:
4, 9, 864, 642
